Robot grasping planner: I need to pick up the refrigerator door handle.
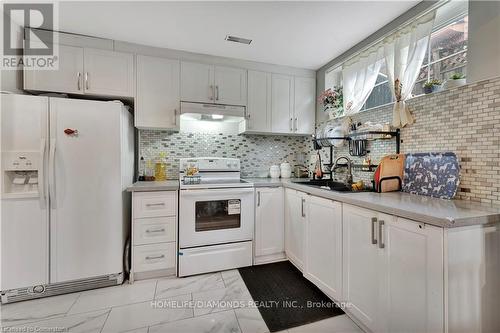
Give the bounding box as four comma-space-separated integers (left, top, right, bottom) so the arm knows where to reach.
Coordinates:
39, 138, 46, 207
49, 139, 56, 209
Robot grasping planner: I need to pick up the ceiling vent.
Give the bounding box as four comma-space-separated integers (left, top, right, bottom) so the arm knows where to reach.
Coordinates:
225, 35, 252, 45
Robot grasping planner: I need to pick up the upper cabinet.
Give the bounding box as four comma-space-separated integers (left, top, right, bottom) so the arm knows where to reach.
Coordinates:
294, 77, 316, 135
180, 62, 247, 106
135, 55, 180, 130
24, 44, 84, 95
214, 66, 247, 106
243, 70, 272, 133
24, 45, 134, 98
271, 74, 295, 134
83, 49, 134, 97
180, 62, 214, 104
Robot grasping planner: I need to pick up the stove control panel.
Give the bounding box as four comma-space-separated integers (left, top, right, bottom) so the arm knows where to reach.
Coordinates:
180, 157, 240, 172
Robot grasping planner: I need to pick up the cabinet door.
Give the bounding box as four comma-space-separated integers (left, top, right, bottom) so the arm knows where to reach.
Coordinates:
83, 48, 134, 97
342, 204, 383, 332
382, 218, 444, 333
294, 77, 316, 135
255, 187, 284, 258
246, 70, 271, 132
271, 74, 294, 134
305, 196, 342, 300
284, 188, 305, 271
180, 61, 214, 103
135, 55, 180, 130
24, 44, 84, 94
214, 66, 247, 106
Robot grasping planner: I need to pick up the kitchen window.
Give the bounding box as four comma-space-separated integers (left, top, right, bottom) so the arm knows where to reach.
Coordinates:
324, 2, 468, 112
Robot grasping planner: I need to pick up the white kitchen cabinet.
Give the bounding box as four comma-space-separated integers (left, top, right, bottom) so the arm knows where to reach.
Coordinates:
342, 204, 388, 332
343, 204, 444, 333
131, 191, 177, 282
304, 195, 342, 300
181, 61, 214, 103
24, 44, 84, 95
284, 188, 307, 271
180, 62, 247, 106
83, 48, 134, 98
382, 217, 444, 333
135, 55, 180, 130
271, 74, 294, 133
242, 70, 271, 133
24, 45, 134, 98
294, 77, 316, 135
214, 66, 247, 106
254, 187, 285, 264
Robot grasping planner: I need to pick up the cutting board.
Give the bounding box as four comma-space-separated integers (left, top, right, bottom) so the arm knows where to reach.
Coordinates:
402, 152, 460, 199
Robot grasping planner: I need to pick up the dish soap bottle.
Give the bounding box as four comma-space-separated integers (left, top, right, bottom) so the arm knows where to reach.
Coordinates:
154, 152, 167, 181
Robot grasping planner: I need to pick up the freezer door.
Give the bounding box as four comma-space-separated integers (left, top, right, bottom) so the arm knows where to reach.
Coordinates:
1, 94, 49, 290
49, 98, 125, 283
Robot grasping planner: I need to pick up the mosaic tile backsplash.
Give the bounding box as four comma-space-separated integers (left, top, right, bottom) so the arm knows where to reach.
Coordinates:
140, 76, 500, 205
138, 131, 313, 179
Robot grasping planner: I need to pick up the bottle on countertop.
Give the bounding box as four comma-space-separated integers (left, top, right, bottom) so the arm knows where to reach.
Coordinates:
145, 159, 155, 181
138, 156, 145, 181
154, 152, 167, 181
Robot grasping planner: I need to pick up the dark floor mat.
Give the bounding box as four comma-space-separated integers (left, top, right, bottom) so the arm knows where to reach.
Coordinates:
239, 261, 344, 332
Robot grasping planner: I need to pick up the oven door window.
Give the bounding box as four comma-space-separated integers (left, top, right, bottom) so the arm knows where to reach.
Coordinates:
195, 199, 241, 232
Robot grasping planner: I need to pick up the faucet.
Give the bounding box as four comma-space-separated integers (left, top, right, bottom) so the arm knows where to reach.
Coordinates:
332, 156, 353, 185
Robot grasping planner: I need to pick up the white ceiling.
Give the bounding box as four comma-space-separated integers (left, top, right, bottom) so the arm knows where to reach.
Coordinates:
59, 1, 420, 70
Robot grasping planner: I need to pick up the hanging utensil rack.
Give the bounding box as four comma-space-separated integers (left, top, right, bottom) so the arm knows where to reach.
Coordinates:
312, 129, 400, 180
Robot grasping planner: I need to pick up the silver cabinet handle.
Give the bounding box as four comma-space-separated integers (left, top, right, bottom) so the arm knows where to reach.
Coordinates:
301, 198, 306, 217
146, 202, 165, 207
379, 220, 385, 249
146, 228, 165, 233
209, 85, 214, 100
173, 109, 177, 126
85, 72, 89, 90
257, 191, 261, 207
290, 118, 293, 131
77, 72, 81, 90
215, 85, 219, 101
294, 117, 298, 132
371, 217, 378, 245
145, 254, 165, 260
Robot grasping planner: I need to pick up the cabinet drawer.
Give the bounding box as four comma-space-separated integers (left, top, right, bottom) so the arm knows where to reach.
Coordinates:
133, 191, 177, 218
133, 243, 176, 273
133, 217, 176, 245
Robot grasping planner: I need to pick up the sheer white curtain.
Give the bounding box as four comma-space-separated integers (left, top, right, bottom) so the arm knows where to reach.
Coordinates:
342, 47, 384, 117
384, 12, 436, 128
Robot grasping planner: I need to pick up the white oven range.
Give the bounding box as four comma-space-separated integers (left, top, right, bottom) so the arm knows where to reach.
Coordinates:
178, 157, 254, 276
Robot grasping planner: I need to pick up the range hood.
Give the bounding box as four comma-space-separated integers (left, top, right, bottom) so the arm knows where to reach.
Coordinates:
180, 102, 246, 123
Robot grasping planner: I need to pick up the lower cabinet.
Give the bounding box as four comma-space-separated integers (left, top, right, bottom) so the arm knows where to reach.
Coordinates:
131, 191, 177, 282
284, 188, 307, 271
342, 204, 444, 333
304, 195, 343, 300
254, 187, 285, 264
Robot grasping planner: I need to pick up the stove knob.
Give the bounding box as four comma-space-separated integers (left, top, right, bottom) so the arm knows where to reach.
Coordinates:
226, 162, 232, 168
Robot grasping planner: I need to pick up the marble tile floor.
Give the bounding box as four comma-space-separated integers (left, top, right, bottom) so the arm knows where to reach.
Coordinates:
0, 270, 363, 333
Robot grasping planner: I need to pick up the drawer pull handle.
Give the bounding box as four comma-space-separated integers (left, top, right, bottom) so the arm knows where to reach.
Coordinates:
145, 254, 165, 260
146, 202, 165, 207
146, 228, 165, 233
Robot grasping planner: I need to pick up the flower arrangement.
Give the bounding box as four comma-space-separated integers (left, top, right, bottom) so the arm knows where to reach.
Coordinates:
318, 87, 343, 118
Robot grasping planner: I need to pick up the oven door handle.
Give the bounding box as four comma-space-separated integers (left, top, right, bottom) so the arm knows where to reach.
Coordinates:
180, 188, 254, 197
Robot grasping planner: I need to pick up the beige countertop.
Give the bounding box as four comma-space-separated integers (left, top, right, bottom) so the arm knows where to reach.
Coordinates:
244, 178, 500, 228
126, 180, 179, 192
127, 178, 500, 228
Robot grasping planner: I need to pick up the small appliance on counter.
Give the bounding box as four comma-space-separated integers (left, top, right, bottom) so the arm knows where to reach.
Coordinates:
294, 165, 309, 178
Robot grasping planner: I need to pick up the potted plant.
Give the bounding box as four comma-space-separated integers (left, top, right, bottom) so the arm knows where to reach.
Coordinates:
444, 73, 466, 89
423, 79, 442, 94
318, 86, 343, 119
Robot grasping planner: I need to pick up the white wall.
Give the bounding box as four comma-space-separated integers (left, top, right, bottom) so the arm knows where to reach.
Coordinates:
468, 0, 500, 83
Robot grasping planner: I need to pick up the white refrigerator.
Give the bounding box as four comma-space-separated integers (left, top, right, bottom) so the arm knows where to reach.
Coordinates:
1, 94, 134, 303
